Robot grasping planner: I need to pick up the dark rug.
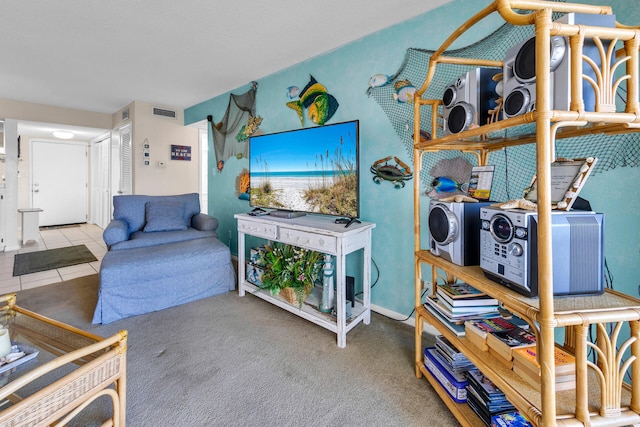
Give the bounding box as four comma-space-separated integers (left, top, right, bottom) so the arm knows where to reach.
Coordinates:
13, 244, 98, 276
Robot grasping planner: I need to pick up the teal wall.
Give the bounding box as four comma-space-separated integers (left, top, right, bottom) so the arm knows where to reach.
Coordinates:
186, 0, 640, 317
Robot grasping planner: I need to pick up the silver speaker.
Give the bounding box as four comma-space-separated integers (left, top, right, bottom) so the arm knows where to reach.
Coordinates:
502, 13, 616, 119
442, 68, 501, 135
428, 200, 491, 266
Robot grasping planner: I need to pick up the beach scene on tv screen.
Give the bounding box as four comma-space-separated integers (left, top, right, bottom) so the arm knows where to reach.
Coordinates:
250, 122, 358, 217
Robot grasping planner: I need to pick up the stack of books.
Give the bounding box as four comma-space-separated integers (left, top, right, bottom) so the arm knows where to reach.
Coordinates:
423, 283, 500, 337
486, 327, 536, 368
466, 369, 516, 426
464, 316, 530, 352
512, 346, 576, 391
437, 283, 499, 314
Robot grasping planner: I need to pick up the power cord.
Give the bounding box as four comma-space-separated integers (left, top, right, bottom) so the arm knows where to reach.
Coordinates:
503, 147, 512, 200
355, 257, 380, 299
356, 257, 430, 322
375, 288, 431, 323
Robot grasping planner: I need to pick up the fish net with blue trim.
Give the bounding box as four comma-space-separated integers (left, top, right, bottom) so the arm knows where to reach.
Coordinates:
368, 13, 640, 202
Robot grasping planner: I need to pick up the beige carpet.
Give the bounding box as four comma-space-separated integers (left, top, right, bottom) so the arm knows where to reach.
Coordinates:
15, 275, 456, 427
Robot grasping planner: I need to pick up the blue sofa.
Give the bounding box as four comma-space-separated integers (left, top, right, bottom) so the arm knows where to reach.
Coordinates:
93, 193, 236, 324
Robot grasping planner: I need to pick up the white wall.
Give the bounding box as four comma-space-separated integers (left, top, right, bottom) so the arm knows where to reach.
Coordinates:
0, 98, 200, 250
130, 101, 199, 195
2, 120, 18, 250
0, 99, 112, 129
0, 131, 4, 181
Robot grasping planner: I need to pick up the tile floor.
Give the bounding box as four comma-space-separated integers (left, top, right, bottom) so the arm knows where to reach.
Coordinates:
0, 224, 106, 294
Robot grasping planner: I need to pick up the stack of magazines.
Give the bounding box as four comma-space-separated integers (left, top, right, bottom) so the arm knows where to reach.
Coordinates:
435, 335, 474, 377
466, 369, 516, 426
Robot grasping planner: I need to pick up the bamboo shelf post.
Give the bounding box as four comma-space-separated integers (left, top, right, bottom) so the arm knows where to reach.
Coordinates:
412, 1, 640, 426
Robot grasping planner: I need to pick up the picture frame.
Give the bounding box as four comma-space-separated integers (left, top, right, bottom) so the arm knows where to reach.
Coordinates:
171, 144, 191, 161
523, 157, 597, 211
467, 165, 494, 201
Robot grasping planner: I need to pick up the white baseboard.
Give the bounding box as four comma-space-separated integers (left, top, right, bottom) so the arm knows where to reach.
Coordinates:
371, 303, 439, 336
232, 254, 439, 337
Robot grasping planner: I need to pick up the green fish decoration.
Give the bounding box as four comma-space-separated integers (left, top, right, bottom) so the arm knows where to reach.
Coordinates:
286, 75, 339, 126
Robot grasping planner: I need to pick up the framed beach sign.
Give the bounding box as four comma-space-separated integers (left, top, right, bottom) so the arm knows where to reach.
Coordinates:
171, 145, 191, 161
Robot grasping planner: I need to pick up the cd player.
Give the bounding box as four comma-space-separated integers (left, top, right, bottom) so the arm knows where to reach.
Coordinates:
479, 207, 604, 297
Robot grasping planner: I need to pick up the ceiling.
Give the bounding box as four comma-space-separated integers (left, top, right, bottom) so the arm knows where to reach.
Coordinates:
1, 0, 450, 140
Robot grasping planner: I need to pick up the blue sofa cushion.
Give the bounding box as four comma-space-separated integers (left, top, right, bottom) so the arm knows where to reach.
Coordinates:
109, 227, 216, 250
103, 219, 130, 247
113, 193, 201, 233
191, 213, 218, 231
143, 201, 187, 232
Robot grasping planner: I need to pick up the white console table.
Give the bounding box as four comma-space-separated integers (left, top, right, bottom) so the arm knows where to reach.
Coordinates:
235, 213, 376, 348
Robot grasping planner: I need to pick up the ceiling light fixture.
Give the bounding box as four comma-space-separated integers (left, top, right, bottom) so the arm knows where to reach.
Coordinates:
53, 131, 74, 140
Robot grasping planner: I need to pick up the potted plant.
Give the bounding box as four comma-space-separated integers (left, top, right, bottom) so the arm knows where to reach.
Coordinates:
258, 242, 323, 307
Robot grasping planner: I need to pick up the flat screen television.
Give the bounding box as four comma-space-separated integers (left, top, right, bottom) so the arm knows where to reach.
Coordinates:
249, 120, 359, 220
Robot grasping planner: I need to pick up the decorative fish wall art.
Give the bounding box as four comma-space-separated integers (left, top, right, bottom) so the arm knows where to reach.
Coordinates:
425, 157, 473, 199
366, 73, 391, 95
393, 80, 416, 103
286, 75, 339, 126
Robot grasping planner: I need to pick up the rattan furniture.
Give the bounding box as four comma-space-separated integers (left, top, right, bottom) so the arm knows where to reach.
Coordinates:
412, 1, 640, 426
0, 293, 128, 426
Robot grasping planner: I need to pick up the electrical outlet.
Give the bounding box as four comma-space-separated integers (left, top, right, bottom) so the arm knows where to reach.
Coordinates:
421, 280, 432, 293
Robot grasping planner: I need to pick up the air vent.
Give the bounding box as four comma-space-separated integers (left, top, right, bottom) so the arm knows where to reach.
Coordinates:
152, 106, 177, 119
121, 108, 129, 121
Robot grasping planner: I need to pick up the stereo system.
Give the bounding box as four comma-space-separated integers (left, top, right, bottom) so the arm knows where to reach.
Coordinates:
442, 68, 501, 135
479, 207, 604, 297
501, 13, 616, 118
428, 200, 491, 266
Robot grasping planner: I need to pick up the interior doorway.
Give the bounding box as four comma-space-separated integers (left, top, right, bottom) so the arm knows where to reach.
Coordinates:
31, 140, 88, 227
91, 134, 112, 229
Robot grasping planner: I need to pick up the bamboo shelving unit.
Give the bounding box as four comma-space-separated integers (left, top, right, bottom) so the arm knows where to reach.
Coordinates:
412, 1, 640, 426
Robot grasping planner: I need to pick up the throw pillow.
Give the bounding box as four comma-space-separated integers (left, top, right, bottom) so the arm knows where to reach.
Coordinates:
143, 201, 187, 232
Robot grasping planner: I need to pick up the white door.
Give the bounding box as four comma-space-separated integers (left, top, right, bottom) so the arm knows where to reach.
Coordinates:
91, 134, 111, 229
32, 140, 88, 226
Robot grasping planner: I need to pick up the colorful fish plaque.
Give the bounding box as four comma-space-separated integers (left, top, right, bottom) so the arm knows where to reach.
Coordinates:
286, 75, 339, 126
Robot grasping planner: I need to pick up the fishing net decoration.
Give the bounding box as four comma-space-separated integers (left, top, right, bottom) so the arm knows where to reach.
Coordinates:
368, 11, 640, 203
209, 82, 258, 167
